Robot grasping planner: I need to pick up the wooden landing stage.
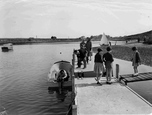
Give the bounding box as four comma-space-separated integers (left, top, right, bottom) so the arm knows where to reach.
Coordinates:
120, 72, 152, 85
72, 53, 152, 115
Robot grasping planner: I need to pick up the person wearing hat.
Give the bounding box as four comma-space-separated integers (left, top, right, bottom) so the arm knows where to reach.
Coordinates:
103, 46, 114, 84
94, 48, 103, 85
131, 46, 141, 76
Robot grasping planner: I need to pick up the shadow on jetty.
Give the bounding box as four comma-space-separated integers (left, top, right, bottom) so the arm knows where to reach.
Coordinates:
74, 71, 96, 78
76, 81, 118, 87
76, 83, 101, 87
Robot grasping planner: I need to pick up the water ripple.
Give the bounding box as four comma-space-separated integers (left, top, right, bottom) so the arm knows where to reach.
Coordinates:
0, 44, 78, 115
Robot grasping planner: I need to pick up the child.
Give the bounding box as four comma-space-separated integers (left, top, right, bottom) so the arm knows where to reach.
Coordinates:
131, 46, 141, 76
103, 47, 114, 84
94, 48, 103, 85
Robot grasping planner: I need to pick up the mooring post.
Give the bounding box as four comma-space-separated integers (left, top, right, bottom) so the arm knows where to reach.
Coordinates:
116, 64, 119, 79
71, 49, 77, 115
72, 50, 75, 93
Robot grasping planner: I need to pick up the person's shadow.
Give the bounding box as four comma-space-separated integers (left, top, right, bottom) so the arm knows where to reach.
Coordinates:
75, 70, 118, 87
76, 83, 101, 87
74, 71, 96, 78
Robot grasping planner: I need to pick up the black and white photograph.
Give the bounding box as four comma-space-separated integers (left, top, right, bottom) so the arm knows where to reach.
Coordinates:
0, 0, 152, 115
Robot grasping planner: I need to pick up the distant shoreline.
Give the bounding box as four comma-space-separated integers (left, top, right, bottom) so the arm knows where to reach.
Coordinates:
0, 40, 81, 45
0, 38, 83, 45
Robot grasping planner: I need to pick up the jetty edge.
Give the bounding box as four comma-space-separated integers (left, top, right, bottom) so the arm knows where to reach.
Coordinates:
70, 52, 152, 115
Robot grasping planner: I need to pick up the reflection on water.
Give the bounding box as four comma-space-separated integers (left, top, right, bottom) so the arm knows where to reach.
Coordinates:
128, 80, 152, 105
0, 43, 79, 115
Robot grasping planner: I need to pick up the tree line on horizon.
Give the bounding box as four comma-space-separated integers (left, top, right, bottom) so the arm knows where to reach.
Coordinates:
0, 30, 151, 44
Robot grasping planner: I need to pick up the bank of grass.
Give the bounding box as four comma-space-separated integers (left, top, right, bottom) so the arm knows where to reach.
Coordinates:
92, 45, 152, 67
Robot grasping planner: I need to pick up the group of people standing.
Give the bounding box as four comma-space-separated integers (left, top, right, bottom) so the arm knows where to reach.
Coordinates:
74, 38, 141, 85
75, 37, 92, 69
94, 46, 141, 85
94, 47, 114, 85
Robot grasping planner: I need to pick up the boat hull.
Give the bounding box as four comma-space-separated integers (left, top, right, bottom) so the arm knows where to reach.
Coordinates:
48, 81, 72, 91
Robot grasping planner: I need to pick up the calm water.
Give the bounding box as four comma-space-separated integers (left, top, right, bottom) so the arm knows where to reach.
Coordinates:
0, 43, 79, 115
128, 81, 152, 105
1, 41, 152, 115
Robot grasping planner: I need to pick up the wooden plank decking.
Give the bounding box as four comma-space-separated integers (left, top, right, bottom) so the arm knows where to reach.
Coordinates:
120, 72, 152, 85
73, 53, 152, 115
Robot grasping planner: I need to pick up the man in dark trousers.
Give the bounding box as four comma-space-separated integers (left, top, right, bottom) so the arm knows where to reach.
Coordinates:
103, 47, 114, 84
85, 37, 92, 63
78, 45, 87, 69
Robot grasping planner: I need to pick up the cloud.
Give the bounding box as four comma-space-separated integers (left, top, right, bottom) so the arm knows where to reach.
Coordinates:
0, 0, 152, 37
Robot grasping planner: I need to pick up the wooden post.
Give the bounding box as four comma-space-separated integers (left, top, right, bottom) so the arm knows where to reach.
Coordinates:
72, 50, 75, 93
116, 64, 119, 79
71, 49, 77, 115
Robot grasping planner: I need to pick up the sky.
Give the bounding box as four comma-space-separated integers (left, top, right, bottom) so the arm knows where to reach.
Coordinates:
0, 0, 152, 38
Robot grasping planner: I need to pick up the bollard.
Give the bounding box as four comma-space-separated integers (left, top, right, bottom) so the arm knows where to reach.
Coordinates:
116, 64, 119, 79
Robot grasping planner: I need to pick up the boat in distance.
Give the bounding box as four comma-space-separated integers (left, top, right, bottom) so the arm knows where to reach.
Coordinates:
1, 43, 13, 52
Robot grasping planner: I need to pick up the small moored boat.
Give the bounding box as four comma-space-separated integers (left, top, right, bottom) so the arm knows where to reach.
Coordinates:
48, 60, 73, 91
1, 43, 13, 51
